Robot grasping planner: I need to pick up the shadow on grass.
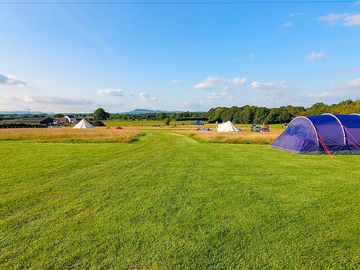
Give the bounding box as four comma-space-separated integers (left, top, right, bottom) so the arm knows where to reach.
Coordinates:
131, 132, 146, 143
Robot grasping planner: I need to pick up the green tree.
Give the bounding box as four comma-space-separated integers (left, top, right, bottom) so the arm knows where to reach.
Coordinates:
93, 108, 110, 121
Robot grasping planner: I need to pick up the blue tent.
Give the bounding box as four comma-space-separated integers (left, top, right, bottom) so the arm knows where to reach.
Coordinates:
192, 120, 203, 125
272, 114, 360, 154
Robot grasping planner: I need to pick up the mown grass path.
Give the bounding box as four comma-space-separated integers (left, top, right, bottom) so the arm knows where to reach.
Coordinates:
1, 131, 360, 269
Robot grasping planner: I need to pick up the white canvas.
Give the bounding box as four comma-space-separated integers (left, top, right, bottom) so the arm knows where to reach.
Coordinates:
73, 119, 95, 129
216, 121, 240, 132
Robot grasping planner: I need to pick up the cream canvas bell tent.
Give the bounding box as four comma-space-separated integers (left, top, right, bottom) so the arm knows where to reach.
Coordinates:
73, 119, 94, 129
216, 121, 240, 132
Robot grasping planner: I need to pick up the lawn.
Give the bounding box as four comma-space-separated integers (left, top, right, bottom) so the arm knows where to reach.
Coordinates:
1, 131, 359, 269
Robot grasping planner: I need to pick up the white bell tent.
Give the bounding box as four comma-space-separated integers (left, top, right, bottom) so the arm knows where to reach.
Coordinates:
216, 121, 240, 132
73, 119, 94, 129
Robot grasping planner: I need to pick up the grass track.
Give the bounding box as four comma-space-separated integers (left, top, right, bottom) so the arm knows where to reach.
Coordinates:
0, 131, 360, 269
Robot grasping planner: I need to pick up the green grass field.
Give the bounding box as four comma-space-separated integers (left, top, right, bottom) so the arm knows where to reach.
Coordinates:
1, 131, 360, 269
105, 120, 196, 127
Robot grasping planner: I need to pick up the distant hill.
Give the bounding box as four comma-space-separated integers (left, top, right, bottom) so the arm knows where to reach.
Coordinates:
0, 111, 44, 115
122, 109, 183, 115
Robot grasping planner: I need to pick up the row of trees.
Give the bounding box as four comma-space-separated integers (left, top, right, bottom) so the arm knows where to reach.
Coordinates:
96, 99, 360, 125
206, 99, 360, 124
300, 100, 360, 116
206, 105, 306, 124
109, 111, 206, 121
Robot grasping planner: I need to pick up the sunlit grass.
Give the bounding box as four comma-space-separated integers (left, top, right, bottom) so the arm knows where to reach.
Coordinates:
176, 125, 283, 144
0, 128, 141, 143
1, 131, 359, 268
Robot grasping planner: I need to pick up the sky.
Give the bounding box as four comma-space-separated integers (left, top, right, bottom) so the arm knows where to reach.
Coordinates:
1, 0, 360, 113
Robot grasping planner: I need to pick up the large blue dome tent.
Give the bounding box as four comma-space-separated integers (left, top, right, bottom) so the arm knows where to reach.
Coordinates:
272, 114, 360, 154
192, 120, 203, 125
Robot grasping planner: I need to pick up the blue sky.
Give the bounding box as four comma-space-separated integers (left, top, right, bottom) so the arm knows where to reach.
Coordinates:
1, 0, 360, 112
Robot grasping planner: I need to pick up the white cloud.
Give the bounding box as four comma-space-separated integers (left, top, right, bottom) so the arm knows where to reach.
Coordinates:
344, 14, 360, 26
309, 78, 360, 100
309, 92, 338, 98
194, 76, 246, 90
250, 81, 288, 90
320, 13, 360, 27
97, 88, 124, 96
208, 91, 233, 100
334, 67, 360, 74
283, 21, 293, 28
171, 79, 182, 85
290, 13, 303, 17
25, 95, 93, 106
319, 13, 347, 25
0, 94, 95, 112
0, 73, 26, 86
289, 12, 303, 17
139, 92, 158, 102
341, 78, 360, 89
307, 51, 327, 61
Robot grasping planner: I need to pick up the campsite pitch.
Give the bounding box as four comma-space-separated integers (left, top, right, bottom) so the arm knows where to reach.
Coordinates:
1, 131, 359, 269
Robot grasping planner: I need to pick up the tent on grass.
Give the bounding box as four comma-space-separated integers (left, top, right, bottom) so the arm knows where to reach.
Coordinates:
192, 120, 203, 125
272, 113, 360, 154
216, 121, 240, 132
73, 119, 94, 129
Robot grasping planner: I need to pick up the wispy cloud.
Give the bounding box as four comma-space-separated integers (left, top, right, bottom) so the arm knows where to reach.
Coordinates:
208, 91, 234, 100
307, 51, 327, 61
320, 13, 360, 27
340, 78, 360, 89
282, 21, 293, 28
309, 78, 360, 100
0, 73, 26, 86
97, 88, 124, 96
194, 76, 246, 90
25, 95, 94, 106
289, 12, 303, 18
250, 81, 288, 90
309, 92, 338, 98
171, 79, 182, 85
0, 94, 95, 112
139, 92, 158, 102
345, 14, 360, 26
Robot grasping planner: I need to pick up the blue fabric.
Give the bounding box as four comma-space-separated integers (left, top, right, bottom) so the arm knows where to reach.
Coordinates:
307, 115, 346, 152
271, 114, 360, 154
272, 117, 319, 153
192, 120, 203, 125
335, 114, 360, 150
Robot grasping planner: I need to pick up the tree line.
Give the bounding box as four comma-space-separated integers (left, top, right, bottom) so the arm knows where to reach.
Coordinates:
206, 99, 360, 124
108, 99, 360, 124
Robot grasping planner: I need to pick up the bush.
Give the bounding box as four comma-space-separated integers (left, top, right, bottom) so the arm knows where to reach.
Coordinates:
0, 123, 47, 128
93, 120, 105, 126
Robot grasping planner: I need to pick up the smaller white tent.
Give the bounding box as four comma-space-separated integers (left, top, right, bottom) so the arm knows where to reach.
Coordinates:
73, 119, 94, 129
216, 121, 240, 132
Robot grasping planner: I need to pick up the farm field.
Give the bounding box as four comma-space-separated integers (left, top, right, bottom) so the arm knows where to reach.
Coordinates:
1, 131, 360, 269
105, 120, 196, 127
0, 128, 141, 143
